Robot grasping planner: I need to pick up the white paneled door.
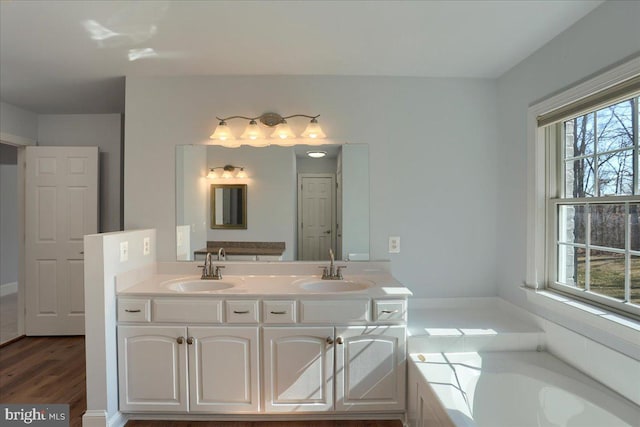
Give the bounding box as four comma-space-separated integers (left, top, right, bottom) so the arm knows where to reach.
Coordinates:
298, 174, 335, 261
25, 146, 98, 335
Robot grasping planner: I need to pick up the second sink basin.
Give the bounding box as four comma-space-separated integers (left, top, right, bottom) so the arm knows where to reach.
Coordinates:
297, 279, 372, 292
165, 280, 235, 292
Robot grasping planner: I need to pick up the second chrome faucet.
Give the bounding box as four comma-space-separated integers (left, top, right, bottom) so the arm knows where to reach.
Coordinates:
320, 248, 346, 280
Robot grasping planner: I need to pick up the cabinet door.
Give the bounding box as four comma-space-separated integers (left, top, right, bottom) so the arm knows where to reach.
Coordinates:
335, 326, 406, 412
188, 327, 259, 412
118, 325, 188, 412
263, 327, 334, 412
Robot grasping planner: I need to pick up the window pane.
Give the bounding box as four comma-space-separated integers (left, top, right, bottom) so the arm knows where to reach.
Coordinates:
558, 245, 585, 289
565, 158, 595, 198
631, 255, 639, 305
591, 204, 625, 249
597, 149, 634, 196
558, 205, 586, 244
596, 99, 633, 154
564, 114, 594, 158
589, 250, 625, 301
631, 203, 640, 252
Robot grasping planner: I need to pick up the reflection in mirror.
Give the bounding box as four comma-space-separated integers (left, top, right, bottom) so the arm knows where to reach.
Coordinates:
211, 184, 247, 229
175, 144, 369, 261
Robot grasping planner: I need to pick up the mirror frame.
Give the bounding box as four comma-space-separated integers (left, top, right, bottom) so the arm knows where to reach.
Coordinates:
210, 184, 248, 229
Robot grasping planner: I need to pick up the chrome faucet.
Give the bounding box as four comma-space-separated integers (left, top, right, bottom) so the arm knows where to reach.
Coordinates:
200, 252, 224, 280
320, 248, 346, 280
218, 247, 226, 261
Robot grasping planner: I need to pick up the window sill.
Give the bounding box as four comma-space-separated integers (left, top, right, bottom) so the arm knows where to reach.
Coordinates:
522, 286, 640, 346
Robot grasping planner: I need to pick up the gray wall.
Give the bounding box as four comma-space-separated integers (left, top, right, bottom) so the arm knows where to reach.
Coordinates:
0, 144, 18, 285
176, 144, 207, 260
124, 76, 498, 297
37, 114, 123, 232
0, 101, 37, 141
496, 1, 640, 351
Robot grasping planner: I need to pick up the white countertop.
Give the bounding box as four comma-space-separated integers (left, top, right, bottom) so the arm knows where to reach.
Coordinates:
117, 270, 412, 299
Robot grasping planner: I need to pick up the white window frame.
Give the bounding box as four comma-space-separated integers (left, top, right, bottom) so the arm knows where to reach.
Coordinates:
526, 57, 640, 318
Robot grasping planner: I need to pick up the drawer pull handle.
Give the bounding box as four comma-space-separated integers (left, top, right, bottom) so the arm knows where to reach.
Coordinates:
187, 337, 194, 345
381, 309, 399, 314
270, 310, 287, 315
326, 337, 334, 345
176, 336, 184, 344
336, 336, 344, 345
233, 310, 250, 314
124, 309, 141, 313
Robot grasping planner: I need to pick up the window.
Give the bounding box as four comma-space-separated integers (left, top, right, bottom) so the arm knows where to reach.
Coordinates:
546, 93, 640, 316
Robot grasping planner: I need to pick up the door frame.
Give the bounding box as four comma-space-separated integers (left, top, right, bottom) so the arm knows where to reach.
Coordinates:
296, 173, 336, 260
0, 133, 35, 342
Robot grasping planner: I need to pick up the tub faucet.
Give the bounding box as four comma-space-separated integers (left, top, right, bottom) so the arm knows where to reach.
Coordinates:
320, 248, 346, 280
218, 247, 226, 261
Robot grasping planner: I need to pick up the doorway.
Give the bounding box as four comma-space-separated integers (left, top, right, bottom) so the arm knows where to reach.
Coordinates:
0, 143, 19, 344
297, 173, 336, 261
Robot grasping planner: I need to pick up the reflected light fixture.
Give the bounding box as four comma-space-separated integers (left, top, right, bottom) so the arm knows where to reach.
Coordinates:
306, 151, 327, 158
210, 112, 326, 147
207, 165, 247, 179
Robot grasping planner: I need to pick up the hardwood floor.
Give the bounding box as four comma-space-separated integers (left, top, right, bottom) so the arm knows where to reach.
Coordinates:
0, 336, 86, 427
0, 337, 402, 427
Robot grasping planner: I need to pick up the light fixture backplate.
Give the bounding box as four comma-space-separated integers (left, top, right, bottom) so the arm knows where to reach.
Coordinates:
259, 112, 284, 127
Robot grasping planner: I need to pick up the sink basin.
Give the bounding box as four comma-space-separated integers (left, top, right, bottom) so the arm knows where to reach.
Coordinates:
164, 280, 235, 292
297, 279, 372, 292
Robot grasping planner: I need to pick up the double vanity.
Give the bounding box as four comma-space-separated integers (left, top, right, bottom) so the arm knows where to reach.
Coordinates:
115, 260, 411, 420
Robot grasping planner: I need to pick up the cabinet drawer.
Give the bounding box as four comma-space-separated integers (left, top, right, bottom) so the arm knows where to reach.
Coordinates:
118, 298, 150, 322
263, 300, 296, 324
373, 300, 407, 322
153, 299, 223, 323
300, 299, 370, 323
226, 300, 259, 323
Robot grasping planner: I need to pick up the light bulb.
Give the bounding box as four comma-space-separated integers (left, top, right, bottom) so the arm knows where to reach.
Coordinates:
301, 118, 326, 139
270, 120, 295, 140
240, 120, 264, 140
209, 120, 235, 141
222, 170, 233, 179
236, 168, 248, 179
207, 168, 218, 179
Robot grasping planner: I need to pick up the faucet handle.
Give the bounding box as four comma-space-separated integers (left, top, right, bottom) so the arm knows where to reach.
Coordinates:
214, 265, 225, 279
318, 266, 329, 279
336, 265, 346, 279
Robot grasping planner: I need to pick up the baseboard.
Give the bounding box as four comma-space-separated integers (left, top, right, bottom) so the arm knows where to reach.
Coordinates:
82, 410, 127, 427
0, 281, 17, 297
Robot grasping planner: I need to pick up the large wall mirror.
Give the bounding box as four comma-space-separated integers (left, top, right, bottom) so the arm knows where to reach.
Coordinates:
175, 143, 369, 261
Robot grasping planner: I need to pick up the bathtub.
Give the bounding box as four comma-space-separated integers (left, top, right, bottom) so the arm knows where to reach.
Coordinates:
408, 351, 640, 427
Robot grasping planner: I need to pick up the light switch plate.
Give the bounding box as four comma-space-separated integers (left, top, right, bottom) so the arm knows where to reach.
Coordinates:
389, 236, 400, 253
143, 237, 150, 255
120, 241, 129, 262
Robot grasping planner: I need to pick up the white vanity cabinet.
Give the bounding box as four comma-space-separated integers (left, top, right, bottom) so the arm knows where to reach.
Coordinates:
263, 326, 335, 412
336, 326, 406, 412
118, 325, 188, 412
118, 325, 259, 413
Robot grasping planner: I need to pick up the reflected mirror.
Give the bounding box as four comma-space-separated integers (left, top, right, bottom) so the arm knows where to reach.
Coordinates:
211, 184, 247, 229
175, 143, 369, 261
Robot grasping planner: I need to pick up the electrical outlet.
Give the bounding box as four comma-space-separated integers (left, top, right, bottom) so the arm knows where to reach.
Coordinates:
389, 236, 400, 253
120, 241, 129, 262
143, 237, 150, 255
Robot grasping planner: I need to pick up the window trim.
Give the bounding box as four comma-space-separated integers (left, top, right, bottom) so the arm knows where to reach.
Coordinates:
526, 56, 640, 318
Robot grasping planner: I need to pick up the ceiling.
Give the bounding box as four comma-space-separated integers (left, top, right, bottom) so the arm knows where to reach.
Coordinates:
0, 0, 603, 114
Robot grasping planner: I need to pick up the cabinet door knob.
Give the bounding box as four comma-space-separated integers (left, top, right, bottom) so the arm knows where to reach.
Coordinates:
186, 337, 194, 345
326, 337, 334, 345
336, 336, 344, 345
176, 336, 184, 344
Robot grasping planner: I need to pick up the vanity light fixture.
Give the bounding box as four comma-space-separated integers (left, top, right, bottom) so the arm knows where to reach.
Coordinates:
210, 112, 326, 146
306, 150, 327, 158
207, 165, 247, 179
